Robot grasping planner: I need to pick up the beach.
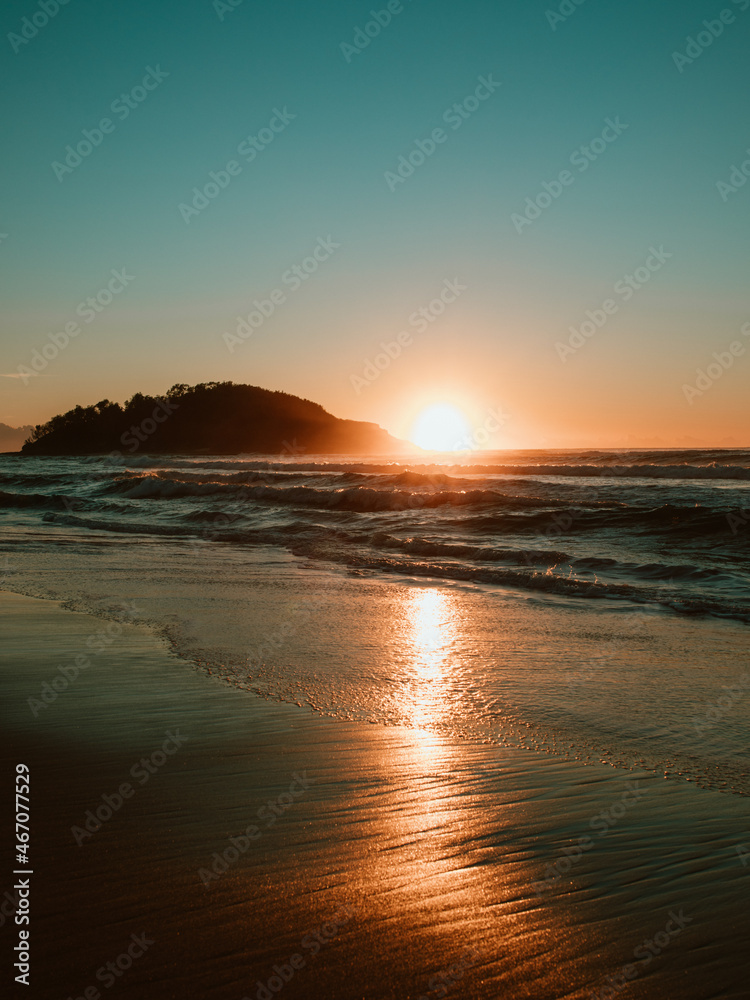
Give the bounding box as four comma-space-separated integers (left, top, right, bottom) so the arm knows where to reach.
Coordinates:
2, 589, 749, 999
6, 0, 750, 991
1, 449, 749, 997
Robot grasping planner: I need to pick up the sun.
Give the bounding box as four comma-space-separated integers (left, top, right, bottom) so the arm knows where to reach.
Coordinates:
409, 403, 472, 452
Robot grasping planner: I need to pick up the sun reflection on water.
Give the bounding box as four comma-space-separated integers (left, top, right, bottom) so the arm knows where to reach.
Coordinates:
401, 587, 460, 737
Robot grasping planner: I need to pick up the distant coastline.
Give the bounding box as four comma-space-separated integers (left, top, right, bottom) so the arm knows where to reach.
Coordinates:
0, 422, 34, 453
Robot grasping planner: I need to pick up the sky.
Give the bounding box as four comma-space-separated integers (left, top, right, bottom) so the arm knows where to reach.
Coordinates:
1, 0, 749, 448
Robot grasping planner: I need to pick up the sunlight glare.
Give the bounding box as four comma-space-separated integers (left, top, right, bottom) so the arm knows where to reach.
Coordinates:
410, 403, 472, 452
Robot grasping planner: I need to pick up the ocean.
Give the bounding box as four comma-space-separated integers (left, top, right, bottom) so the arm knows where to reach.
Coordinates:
2, 448, 749, 794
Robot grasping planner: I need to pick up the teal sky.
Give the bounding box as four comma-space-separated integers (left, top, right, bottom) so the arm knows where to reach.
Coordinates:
2, 0, 749, 447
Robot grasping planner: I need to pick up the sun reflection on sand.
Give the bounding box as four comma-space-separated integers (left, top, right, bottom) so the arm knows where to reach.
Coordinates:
360, 590, 526, 983
401, 587, 460, 738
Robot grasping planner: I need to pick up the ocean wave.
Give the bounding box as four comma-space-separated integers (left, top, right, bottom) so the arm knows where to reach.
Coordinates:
103, 474, 518, 511
66, 474, 746, 541
45, 452, 750, 479
368, 532, 572, 567
5, 451, 749, 629
367, 533, 732, 581
314, 551, 750, 624
7, 473, 745, 550
123, 458, 750, 480
463, 463, 750, 481
35, 507, 750, 625
459, 502, 745, 539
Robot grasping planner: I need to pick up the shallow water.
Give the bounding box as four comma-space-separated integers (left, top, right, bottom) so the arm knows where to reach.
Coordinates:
2, 450, 748, 797
2, 593, 749, 1000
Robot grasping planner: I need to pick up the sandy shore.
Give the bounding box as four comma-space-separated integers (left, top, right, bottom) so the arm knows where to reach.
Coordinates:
1, 591, 748, 999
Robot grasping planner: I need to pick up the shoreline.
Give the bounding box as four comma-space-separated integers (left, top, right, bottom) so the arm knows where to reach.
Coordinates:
2, 528, 749, 796
1, 590, 749, 998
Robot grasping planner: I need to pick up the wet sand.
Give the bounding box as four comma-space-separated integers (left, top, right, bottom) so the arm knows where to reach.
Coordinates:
1, 591, 748, 999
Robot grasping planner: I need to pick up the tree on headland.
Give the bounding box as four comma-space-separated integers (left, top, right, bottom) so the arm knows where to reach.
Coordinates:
22, 382, 408, 456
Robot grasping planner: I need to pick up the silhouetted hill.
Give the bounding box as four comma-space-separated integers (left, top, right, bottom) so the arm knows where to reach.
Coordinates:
21, 382, 410, 456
